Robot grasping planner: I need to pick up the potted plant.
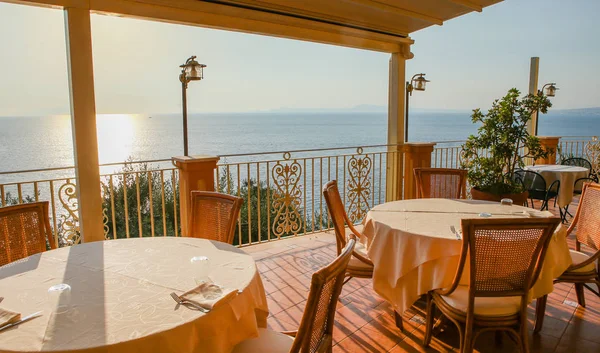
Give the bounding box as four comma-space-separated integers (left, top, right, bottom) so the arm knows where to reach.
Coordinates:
461, 88, 552, 204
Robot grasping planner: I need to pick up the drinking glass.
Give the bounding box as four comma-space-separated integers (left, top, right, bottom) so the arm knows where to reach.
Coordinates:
190, 256, 211, 284
47, 283, 72, 314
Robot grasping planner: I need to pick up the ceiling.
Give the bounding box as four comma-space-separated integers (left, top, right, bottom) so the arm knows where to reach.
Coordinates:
203, 0, 504, 37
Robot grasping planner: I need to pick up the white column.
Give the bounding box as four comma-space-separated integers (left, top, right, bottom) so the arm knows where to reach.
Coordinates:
64, 6, 105, 242
386, 50, 410, 201
528, 57, 540, 136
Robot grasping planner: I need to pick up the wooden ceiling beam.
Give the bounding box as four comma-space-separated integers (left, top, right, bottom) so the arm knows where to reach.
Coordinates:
447, 0, 483, 12
346, 0, 443, 25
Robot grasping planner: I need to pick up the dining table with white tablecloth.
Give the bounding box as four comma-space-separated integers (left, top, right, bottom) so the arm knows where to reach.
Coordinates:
361, 199, 572, 315
0, 237, 269, 353
524, 164, 589, 207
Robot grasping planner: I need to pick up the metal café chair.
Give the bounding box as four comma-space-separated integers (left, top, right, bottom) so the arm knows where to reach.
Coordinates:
514, 169, 562, 218
561, 157, 598, 194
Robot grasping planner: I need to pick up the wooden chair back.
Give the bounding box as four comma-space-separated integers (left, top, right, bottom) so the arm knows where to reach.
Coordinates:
0, 202, 55, 266
448, 218, 560, 300
413, 168, 467, 199
322, 180, 360, 255
290, 237, 356, 353
569, 183, 600, 252
188, 191, 243, 244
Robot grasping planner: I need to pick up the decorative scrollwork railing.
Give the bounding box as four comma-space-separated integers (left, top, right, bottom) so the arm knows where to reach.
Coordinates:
271, 155, 303, 238
346, 148, 372, 223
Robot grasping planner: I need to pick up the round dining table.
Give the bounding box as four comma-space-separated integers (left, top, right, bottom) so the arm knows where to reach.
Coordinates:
0, 237, 269, 353
362, 198, 572, 315
524, 164, 589, 207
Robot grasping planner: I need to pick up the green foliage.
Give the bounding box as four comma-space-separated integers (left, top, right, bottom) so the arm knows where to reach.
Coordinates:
3, 192, 37, 206
461, 88, 552, 195
101, 163, 180, 239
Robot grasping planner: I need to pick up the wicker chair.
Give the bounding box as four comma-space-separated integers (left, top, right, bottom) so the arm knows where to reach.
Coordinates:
424, 217, 561, 353
413, 168, 467, 199
232, 237, 356, 353
187, 191, 243, 244
322, 180, 373, 280
534, 183, 600, 332
0, 202, 55, 266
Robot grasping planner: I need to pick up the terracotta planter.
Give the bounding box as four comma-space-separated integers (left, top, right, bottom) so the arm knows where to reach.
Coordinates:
470, 187, 529, 206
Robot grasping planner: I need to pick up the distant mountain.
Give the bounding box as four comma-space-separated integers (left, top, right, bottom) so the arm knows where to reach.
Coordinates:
550, 107, 600, 116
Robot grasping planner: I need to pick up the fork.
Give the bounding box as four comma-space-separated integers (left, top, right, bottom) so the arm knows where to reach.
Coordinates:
450, 225, 462, 240
169, 292, 209, 313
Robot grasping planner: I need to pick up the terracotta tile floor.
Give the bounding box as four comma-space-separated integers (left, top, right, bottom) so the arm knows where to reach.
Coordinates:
245, 197, 600, 352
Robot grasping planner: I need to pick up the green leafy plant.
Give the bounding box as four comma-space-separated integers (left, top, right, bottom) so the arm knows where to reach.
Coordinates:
461, 88, 552, 195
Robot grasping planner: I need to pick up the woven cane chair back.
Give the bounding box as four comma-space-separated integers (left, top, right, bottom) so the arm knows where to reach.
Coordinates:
290, 238, 355, 353
460, 218, 560, 297
571, 183, 600, 251
188, 191, 243, 244
0, 202, 55, 266
413, 168, 467, 199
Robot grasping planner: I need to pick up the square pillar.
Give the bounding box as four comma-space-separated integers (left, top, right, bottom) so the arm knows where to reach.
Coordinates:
64, 7, 105, 242
386, 43, 413, 201
403, 143, 436, 200
172, 155, 220, 237
536, 136, 560, 165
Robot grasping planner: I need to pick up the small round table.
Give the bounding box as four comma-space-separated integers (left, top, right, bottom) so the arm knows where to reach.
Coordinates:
524, 164, 589, 208
0, 237, 268, 353
362, 199, 572, 315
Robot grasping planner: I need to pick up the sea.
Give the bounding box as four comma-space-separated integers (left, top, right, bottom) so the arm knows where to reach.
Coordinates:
1, 110, 599, 181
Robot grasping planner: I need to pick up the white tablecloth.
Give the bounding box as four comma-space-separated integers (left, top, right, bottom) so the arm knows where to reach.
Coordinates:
0, 237, 269, 353
362, 199, 571, 314
525, 164, 589, 207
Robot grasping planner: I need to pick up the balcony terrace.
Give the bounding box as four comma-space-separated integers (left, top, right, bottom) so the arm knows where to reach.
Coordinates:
248, 197, 600, 353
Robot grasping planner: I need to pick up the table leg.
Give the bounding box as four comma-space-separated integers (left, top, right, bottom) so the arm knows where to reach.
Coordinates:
394, 311, 404, 332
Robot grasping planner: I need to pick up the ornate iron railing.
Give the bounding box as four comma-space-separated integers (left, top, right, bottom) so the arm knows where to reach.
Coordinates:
0, 160, 178, 247
215, 144, 400, 246
3, 136, 599, 248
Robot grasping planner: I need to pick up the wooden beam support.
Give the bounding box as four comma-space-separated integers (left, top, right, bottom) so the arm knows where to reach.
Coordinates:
64, 6, 105, 242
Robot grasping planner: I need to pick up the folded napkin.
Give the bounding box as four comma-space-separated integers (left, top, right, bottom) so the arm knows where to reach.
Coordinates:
0, 308, 20, 327
521, 209, 548, 218
180, 282, 238, 310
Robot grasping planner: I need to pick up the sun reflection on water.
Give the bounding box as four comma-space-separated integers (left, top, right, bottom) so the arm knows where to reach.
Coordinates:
96, 114, 137, 165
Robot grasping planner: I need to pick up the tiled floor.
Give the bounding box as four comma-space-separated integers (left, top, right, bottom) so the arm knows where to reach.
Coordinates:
244, 198, 600, 352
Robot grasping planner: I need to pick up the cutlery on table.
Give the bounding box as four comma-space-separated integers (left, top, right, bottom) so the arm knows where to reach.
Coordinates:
450, 225, 462, 240
0, 311, 43, 332
170, 292, 209, 313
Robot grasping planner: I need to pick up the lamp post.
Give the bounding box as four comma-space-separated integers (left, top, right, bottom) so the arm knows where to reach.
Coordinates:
534, 82, 558, 135
405, 73, 429, 142
179, 56, 206, 156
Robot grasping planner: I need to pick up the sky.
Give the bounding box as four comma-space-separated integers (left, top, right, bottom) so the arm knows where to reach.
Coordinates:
0, 0, 599, 116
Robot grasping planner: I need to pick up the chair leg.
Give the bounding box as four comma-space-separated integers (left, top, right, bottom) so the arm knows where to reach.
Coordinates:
575, 283, 586, 308
394, 310, 404, 332
424, 294, 434, 346
521, 316, 530, 353
534, 295, 547, 333
463, 317, 475, 353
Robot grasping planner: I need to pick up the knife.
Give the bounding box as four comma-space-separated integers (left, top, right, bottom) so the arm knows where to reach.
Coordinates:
0, 311, 43, 332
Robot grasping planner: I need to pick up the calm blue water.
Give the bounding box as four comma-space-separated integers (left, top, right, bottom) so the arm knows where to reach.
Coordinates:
0, 110, 598, 174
